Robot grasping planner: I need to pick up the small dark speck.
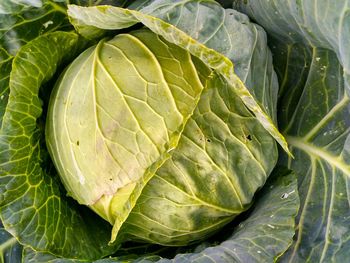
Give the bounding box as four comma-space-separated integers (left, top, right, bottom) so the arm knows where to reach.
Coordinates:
229, 12, 234, 15
246, 135, 252, 141
109, 178, 113, 181
207, 139, 211, 142
108, 56, 112, 59
76, 140, 79, 146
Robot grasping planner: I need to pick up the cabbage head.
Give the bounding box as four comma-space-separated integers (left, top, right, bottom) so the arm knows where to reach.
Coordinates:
0, 0, 300, 262
46, 29, 277, 245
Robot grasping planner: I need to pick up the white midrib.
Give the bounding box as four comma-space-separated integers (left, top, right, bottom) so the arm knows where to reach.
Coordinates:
286, 136, 350, 178
303, 95, 349, 141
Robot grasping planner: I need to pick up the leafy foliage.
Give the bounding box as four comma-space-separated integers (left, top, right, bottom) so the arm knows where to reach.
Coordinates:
276, 43, 350, 262
21, 168, 299, 262
47, 0, 288, 245
0, 0, 132, 126
0, 32, 117, 260
0, 0, 324, 262
0, 221, 22, 263
234, 0, 350, 261
68, 3, 289, 153
0, 0, 68, 126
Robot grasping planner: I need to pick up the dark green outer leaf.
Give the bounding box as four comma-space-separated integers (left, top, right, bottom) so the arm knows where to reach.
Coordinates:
0, 0, 130, 128
233, 0, 350, 79
0, 1, 68, 56
275, 42, 350, 263
23, 246, 161, 262
0, 221, 22, 263
0, 32, 117, 260
0, 1, 68, 127
21, 168, 299, 263
0, 58, 12, 129
233, 0, 350, 115
233, 1, 350, 261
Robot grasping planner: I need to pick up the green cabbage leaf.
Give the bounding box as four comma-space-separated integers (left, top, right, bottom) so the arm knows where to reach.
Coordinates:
21, 168, 299, 263
234, 0, 350, 261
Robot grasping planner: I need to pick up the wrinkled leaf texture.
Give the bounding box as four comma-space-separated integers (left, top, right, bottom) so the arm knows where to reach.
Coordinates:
0, 0, 145, 261
0, 0, 68, 127
68, 2, 290, 154
22, 169, 299, 263
55, 0, 285, 246
0, 0, 298, 262
0, 0, 134, 126
0, 221, 22, 263
63, 6, 292, 244
0, 31, 119, 260
233, 0, 350, 262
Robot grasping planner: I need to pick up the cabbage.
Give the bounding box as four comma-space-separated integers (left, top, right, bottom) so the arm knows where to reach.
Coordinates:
4, 0, 337, 262
46, 28, 277, 245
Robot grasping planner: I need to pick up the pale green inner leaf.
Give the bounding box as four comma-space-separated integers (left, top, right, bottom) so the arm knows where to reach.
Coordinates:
46, 30, 206, 242
67, 4, 290, 155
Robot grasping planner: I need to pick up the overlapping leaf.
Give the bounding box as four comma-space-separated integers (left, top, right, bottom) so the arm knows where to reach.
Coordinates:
0, 32, 118, 260
63, 1, 292, 245
121, 69, 277, 245
0, 1, 300, 262
166, 169, 299, 263
233, 0, 350, 261
67, 3, 290, 154
0, 0, 68, 127
46, 29, 208, 243
21, 169, 299, 263
276, 43, 350, 262
0, 0, 130, 127
233, 0, 350, 84
0, 221, 22, 263
128, 0, 279, 122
